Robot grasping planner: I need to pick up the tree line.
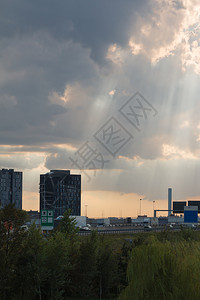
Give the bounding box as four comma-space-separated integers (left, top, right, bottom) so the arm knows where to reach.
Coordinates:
1, 204, 200, 300
120, 227, 200, 300
0, 205, 130, 300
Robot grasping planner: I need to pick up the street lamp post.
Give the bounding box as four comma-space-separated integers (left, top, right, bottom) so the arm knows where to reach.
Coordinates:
140, 199, 142, 216
153, 201, 155, 217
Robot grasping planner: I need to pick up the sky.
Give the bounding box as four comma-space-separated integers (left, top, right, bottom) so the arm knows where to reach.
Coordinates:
1, 0, 200, 218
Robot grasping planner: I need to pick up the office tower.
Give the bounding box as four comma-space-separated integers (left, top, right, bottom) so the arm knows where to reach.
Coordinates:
0, 168, 22, 209
39, 170, 81, 218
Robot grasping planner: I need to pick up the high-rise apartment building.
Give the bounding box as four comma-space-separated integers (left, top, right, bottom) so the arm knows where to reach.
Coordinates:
0, 169, 22, 209
39, 170, 81, 218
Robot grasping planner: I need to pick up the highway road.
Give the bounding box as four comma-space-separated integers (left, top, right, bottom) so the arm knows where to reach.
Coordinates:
78, 225, 180, 236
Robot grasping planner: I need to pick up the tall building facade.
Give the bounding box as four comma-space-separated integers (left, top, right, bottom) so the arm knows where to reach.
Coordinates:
40, 170, 81, 218
0, 169, 22, 209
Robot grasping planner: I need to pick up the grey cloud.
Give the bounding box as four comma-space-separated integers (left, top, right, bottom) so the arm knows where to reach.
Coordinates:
43, 135, 200, 202
1, 0, 200, 207
0, 0, 170, 150
82, 158, 200, 202
0, 154, 43, 170
0, 0, 150, 63
0, 35, 100, 144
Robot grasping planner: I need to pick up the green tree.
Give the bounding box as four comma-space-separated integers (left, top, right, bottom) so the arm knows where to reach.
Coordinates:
43, 231, 70, 300
95, 236, 119, 300
0, 204, 28, 300
116, 240, 133, 295
57, 209, 78, 238
71, 232, 121, 299
13, 223, 46, 300
75, 230, 99, 298
118, 236, 200, 300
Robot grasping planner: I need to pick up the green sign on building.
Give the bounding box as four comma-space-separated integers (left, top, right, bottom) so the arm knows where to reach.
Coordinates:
41, 210, 54, 230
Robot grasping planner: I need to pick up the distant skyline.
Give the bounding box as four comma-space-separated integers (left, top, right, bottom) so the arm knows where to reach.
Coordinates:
1, 0, 200, 218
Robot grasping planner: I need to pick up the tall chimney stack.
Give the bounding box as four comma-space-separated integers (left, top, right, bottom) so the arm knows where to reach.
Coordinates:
168, 188, 172, 217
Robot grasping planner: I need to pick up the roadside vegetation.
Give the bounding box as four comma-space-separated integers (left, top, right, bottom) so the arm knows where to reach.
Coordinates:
1, 204, 200, 300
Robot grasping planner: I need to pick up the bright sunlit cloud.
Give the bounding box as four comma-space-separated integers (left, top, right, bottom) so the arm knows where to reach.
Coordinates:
162, 144, 198, 160
127, 0, 200, 73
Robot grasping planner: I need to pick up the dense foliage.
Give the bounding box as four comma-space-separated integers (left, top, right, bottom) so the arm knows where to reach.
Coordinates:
119, 231, 200, 300
1, 205, 200, 300
0, 205, 130, 300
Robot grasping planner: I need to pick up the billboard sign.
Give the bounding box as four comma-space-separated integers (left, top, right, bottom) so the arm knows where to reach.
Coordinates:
173, 201, 186, 213
184, 206, 198, 223
41, 210, 54, 230
188, 201, 200, 213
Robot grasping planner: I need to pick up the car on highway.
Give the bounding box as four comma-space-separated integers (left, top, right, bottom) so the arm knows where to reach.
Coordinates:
144, 225, 152, 231
79, 226, 91, 231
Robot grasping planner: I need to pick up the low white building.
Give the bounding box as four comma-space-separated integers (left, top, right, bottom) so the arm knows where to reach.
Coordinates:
168, 215, 184, 224
71, 216, 87, 228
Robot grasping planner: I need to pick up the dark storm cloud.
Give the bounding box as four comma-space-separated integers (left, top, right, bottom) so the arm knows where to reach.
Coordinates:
1, 0, 200, 215
0, 0, 151, 146
0, 0, 150, 63
0, 36, 99, 144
